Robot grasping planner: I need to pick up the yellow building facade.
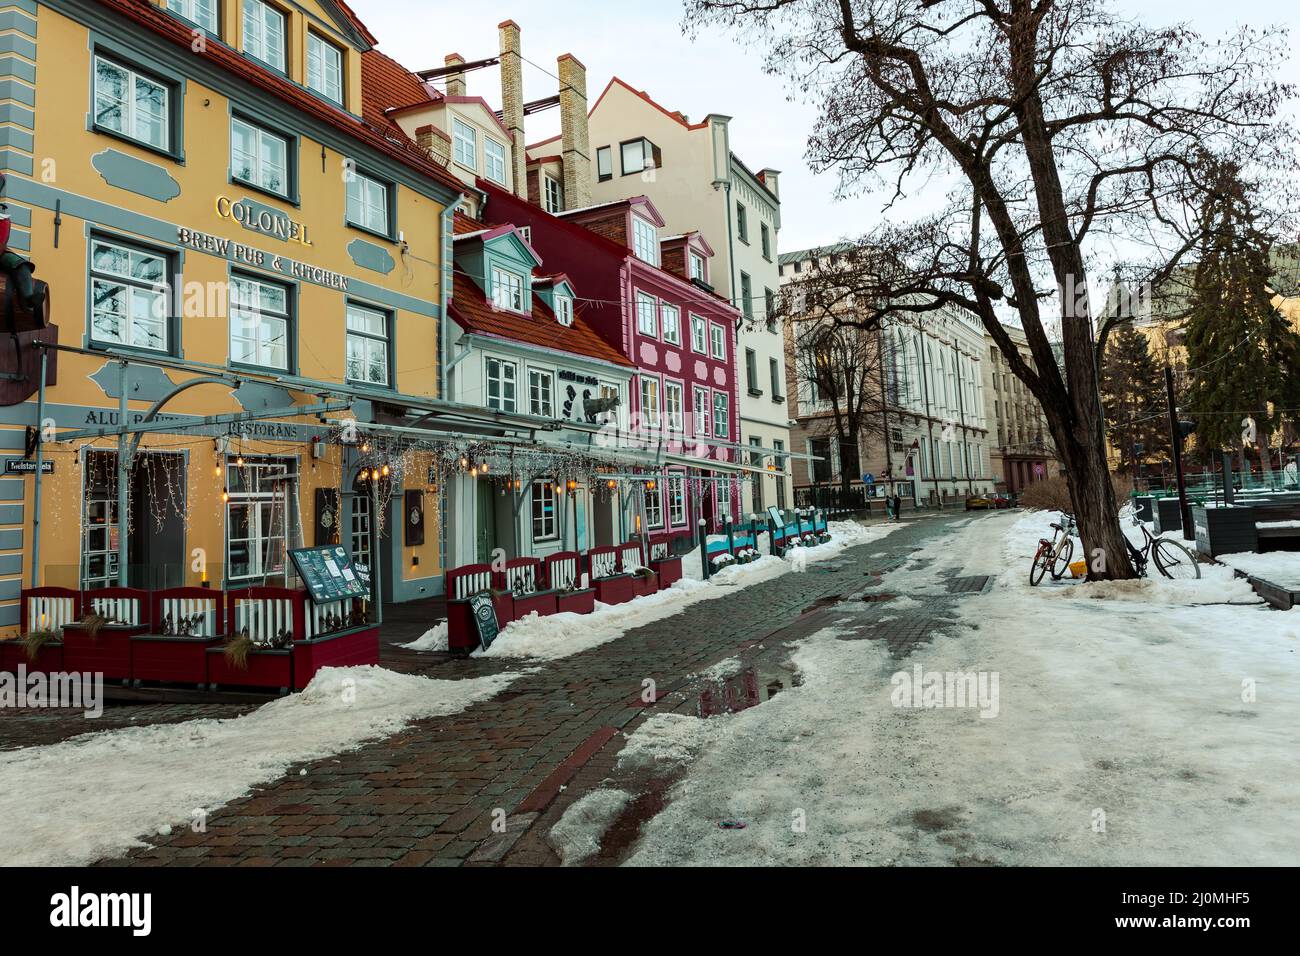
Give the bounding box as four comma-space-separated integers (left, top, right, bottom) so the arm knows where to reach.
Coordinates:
0, 0, 466, 634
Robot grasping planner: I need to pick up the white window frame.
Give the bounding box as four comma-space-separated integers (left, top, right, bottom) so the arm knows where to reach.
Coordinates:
632, 217, 659, 266
531, 480, 558, 541
664, 380, 684, 433
596, 145, 613, 180
346, 170, 390, 235
660, 303, 681, 345
486, 357, 518, 412
712, 391, 730, 440
710, 322, 726, 360
668, 473, 686, 526
689, 252, 705, 283
93, 56, 170, 152
640, 376, 661, 429
635, 290, 658, 337
170, 0, 217, 32
345, 302, 390, 386
225, 457, 292, 582
693, 385, 711, 436
492, 267, 526, 313
307, 32, 344, 104
690, 314, 707, 353
89, 238, 170, 353
554, 293, 574, 327
452, 118, 477, 170
229, 273, 290, 371
528, 367, 554, 417
231, 115, 290, 197
242, 0, 286, 72
544, 174, 564, 213
644, 484, 664, 529
484, 138, 508, 186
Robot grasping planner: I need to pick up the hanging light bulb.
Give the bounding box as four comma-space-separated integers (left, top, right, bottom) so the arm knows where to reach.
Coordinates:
567, 479, 577, 491
646, 480, 657, 491
235, 455, 245, 468
361, 441, 371, 453
221, 489, 230, 503
469, 465, 478, 477
480, 461, 489, 473
381, 464, 390, 477
607, 479, 617, 489
459, 455, 468, 470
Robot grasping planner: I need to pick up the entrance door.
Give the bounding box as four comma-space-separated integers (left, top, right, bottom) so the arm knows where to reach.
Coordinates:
592, 488, 614, 547
475, 479, 497, 563
128, 453, 186, 589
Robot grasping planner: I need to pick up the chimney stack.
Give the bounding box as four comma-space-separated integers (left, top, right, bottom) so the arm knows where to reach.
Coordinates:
498, 21, 527, 199
443, 53, 466, 97
557, 53, 591, 211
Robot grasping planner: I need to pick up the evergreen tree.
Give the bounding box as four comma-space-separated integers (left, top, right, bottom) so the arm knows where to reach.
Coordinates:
1183, 162, 1300, 469
1101, 326, 1169, 475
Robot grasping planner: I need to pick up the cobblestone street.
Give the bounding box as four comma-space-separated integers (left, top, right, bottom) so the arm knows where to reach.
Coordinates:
62, 513, 969, 867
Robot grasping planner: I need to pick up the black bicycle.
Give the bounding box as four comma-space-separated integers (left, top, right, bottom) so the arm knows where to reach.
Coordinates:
1125, 515, 1201, 580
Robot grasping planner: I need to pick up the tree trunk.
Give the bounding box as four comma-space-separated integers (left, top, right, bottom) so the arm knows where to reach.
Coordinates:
1054, 422, 1137, 581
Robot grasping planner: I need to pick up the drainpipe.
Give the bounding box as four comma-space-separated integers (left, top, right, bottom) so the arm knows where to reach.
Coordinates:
954, 341, 973, 495
916, 330, 940, 504
117, 359, 130, 586
438, 203, 456, 589
29, 347, 47, 587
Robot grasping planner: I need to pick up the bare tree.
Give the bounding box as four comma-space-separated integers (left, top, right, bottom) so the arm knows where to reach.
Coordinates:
687, 0, 1296, 578
785, 266, 896, 492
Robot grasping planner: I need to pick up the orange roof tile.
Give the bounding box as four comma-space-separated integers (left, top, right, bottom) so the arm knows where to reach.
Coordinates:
449, 273, 632, 368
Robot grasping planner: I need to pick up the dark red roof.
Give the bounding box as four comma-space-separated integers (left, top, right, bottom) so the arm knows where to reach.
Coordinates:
360, 48, 439, 141
100, 0, 464, 196
448, 273, 632, 368
453, 211, 489, 236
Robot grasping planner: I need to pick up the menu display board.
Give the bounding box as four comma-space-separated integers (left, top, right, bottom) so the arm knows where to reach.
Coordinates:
289, 546, 370, 604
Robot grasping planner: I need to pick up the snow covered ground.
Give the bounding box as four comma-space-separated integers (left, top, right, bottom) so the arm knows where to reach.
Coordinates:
612, 510, 1299, 866
425, 520, 902, 662
1218, 551, 1300, 589
0, 666, 518, 866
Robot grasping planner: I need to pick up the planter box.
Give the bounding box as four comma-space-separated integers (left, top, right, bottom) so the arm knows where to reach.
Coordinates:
62, 623, 146, 681
0, 638, 62, 673
508, 592, 557, 620
629, 572, 659, 599
1153, 498, 1184, 534
292, 625, 380, 690
445, 593, 513, 652
555, 589, 596, 616
651, 556, 683, 589
1191, 504, 1259, 559
130, 635, 224, 686
205, 644, 292, 692
592, 575, 635, 606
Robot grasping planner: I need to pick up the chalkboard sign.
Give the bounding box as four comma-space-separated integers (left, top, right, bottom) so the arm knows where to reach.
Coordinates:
469, 592, 500, 651
767, 506, 785, 529
289, 545, 370, 604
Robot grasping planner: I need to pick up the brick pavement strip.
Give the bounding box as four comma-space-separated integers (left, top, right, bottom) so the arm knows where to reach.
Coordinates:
75, 514, 965, 867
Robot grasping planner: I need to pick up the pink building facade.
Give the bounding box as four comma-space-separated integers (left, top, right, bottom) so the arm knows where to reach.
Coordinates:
478, 182, 744, 541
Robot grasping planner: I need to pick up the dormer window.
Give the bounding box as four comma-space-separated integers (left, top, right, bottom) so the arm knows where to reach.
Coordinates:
491, 267, 525, 312
307, 32, 344, 105
485, 138, 508, 186
544, 175, 564, 214
689, 251, 706, 283
554, 293, 573, 327
632, 217, 659, 266
453, 119, 477, 170
243, 0, 286, 73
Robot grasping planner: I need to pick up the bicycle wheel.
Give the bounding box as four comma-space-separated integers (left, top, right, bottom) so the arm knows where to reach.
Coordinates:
1051, 538, 1075, 579
1029, 544, 1051, 586
1153, 538, 1201, 579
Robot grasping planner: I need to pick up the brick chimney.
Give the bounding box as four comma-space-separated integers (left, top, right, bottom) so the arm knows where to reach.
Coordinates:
498, 21, 527, 199
443, 53, 466, 97
416, 124, 452, 166
557, 53, 591, 211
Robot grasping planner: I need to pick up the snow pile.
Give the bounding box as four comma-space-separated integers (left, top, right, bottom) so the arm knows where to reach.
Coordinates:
1218, 551, 1300, 589
476, 520, 901, 661
547, 789, 633, 865
617, 712, 728, 771
402, 621, 448, 652
0, 665, 517, 866
696, 656, 744, 682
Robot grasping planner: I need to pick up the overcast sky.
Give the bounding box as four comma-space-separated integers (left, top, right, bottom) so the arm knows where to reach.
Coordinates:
355, 1, 1298, 255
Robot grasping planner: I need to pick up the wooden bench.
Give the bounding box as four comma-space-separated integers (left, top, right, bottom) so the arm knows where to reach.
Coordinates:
2, 586, 81, 673
1252, 502, 1300, 541
618, 541, 658, 598
63, 586, 151, 681
495, 557, 558, 620
648, 535, 684, 588
587, 545, 634, 605
131, 587, 225, 687
544, 551, 595, 615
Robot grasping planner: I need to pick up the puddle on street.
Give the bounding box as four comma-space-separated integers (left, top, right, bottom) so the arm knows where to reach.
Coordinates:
697, 664, 803, 717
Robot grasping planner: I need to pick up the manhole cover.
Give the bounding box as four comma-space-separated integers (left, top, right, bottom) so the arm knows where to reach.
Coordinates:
946, 575, 990, 594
